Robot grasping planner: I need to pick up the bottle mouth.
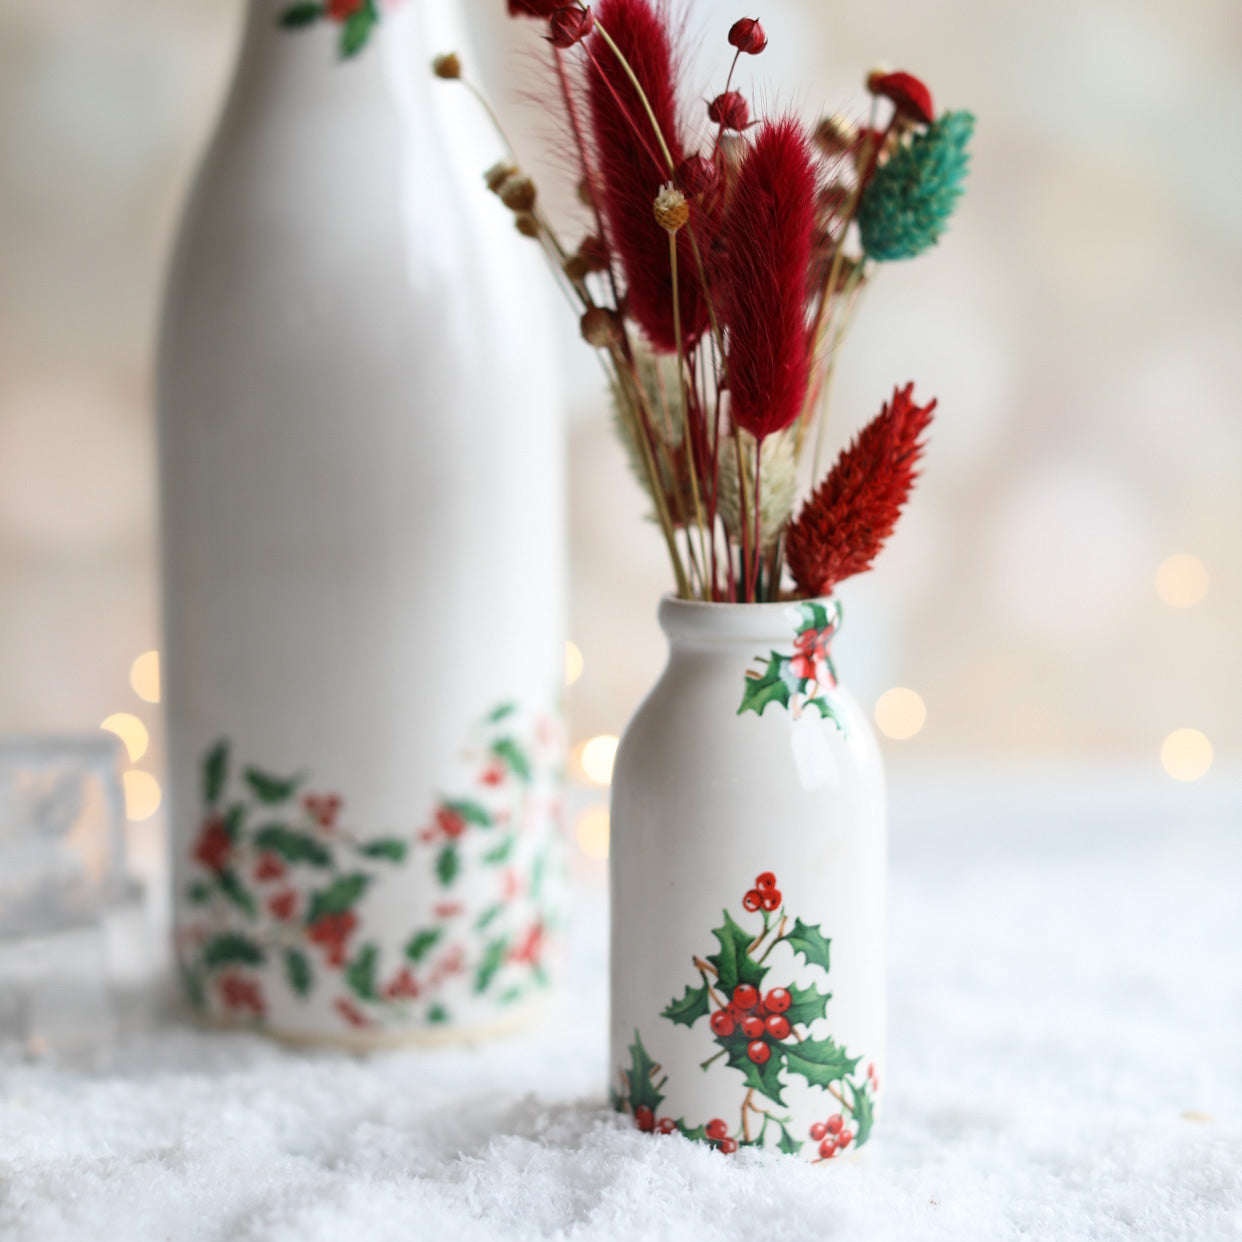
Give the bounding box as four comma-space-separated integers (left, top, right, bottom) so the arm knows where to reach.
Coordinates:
657, 594, 839, 645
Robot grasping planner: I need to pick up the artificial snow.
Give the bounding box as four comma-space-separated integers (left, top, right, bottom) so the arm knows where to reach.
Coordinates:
1, 773, 1240, 1241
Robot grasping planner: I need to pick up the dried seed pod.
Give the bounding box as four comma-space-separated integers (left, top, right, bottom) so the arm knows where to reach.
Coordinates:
549, 6, 594, 48
814, 113, 858, 156
674, 153, 719, 199
499, 174, 538, 213
578, 234, 611, 272
653, 183, 689, 234
866, 69, 935, 125
432, 53, 461, 80
708, 90, 749, 132
727, 18, 767, 55
515, 213, 541, 238
580, 305, 622, 347
485, 161, 518, 194
563, 253, 592, 282
577, 177, 597, 208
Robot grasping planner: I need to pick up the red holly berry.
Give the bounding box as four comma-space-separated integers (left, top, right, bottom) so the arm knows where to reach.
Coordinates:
303, 792, 343, 828
727, 17, 767, 55
218, 971, 265, 1016
710, 1010, 735, 1038
384, 967, 420, 1000
308, 910, 358, 968
763, 987, 791, 1014
509, 922, 544, 965
267, 889, 298, 922
254, 852, 285, 883
746, 1040, 771, 1064
657, 1117, 677, 1135
733, 984, 759, 1010
809, 1121, 829, 1141
742, 889, 762, 912
826, 1113, 844, 1135
837, 1130, 853, 1149
708, 90, 749, 132
326, 0, 363, 21
705, 1118, 728, 1141
741, 1015, 765, 1040
436, 806, 466, 839
634, 1105, 655, 1132
718, 1136, 739, 1154
819, 1138, 837, 1159
548, 5, 594, 48
334, 997, 368, 1027
755, 871, 777, 892
193, 816, 232, 873
765, 1014, 790, 1040
760, 889, 782, 912
480, 760, 506, 786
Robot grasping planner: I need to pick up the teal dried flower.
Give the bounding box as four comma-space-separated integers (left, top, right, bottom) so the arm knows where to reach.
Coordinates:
857, 111, 975, 262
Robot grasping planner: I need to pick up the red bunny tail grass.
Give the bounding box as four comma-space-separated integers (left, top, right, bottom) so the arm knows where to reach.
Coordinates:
585, 0, 709, 352
718, 117, 818, 441
786, 384, 935, 596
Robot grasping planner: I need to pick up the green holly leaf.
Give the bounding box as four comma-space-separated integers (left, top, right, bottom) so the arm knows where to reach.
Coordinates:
436, 844, 460, 887
620, 1032, 665, 1116
498, 985, 524, 1006
243, 766, 303, 804
254, 824, 332, 866
474, 938, 508, 994
725, 1039, 787, 1105
785, 981, 832, 1029
487, 701, 518, 723
181, 964, 206, 1011
346, 943, 378, 999
475, 903, 503, 930
675, 1121, 709, 1142
339, 7, 374, 56
306, 873, 370, 924
359, 837, 407, 862
203, 740, 229, 805
201, 931, 265, 969
776, 1120, 803, 1156
738, 652, 799, 717
804, 696, 848, 736
794, 600, 831, 634
427, 1003, 449, 1024
661, 983, 710, 1028
278, 2, 323, 27
483, 835, 515, 864
707, 910, 767, 995
492, 738, 533, 784
285, 947, 313, 996
218, 868, 256, 918
849, 1078, 875, 1148
783, 1035, 860, 1089
186, 880, 211, 905
786, 918, 832, 973
222, 803, 245, 841
405, 927, 442, 962
530, 847, 548, 899
443, 799, 491, 827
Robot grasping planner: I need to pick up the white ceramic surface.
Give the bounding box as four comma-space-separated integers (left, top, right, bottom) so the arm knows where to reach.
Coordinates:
158, 0, 566, 1044
609, 596, 886, 1159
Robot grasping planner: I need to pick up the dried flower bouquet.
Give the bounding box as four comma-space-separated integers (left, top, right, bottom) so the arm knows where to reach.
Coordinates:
435, 0, 973, 603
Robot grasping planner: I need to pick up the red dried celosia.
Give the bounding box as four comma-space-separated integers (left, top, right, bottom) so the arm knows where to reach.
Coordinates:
549, 6, 595, 48
585, 0, 710, 352
717, 118, 818, 441
785, 384, 935, 596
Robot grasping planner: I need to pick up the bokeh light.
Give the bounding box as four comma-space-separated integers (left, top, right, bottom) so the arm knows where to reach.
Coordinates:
575, 805, 610, 860
100, 712, 148, 762
1155, 554, 1208, 608
565, 640, 584, 687
123, 770, 162, 820
874, 688, 927, 740
1161, 729, 1212, 782
130, 650, 160, 703
579, 734, 620, 785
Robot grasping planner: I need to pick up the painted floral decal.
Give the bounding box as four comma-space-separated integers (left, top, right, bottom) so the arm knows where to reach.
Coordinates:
738, 600, 845, 732
177, 701, 563, 1033
278, 0, 387, 59
613, 871, 877, 1159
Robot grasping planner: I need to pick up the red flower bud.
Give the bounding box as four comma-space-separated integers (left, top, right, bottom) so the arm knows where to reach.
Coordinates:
708, 90, 749, 132
549, 5, 594, 48
866, 69, 935, 125
727, 17, 767, 54
508, 0, 560, 16
674, 153, 720, 199
327, 0, 363, 21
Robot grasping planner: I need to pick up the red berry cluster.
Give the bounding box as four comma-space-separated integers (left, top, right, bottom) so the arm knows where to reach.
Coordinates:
808, 1113, 853, 1158
193, 815, 232, 873
710, 982, 793, 1064
633, 1108, 738, 1154
303, 792, 342, 829
741, 871, 782, 913
308, 909, 358, 967
705, 1117, 739, 1154
218, 970, 265, 1016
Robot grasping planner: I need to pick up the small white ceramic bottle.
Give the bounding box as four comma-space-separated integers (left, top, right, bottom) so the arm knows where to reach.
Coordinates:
609, 597, 885, 1159
159, 0, 566, 1045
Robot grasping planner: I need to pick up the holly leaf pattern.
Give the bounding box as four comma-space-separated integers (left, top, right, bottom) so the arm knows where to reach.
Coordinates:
785, 981, 832, 1028
278, 2, 323, 27
254, 824, 332, 866
359, 838, 407, 862
662, 983, 710, 1028
346, 944, 379, 1000
339, 4, 375, 57
492, 738, 532, 784
776, 1121, 803, 1156
794, 600, 832, 634
804, 697, 846, 730
849, 1079, 875, 1147
783, 1035, 860, 1089
285, 947, 313, 996
785, 918, 832, 972
443, 799, 491, 827
436, 844, 460, 887
306, 873, 370, 924
707, 911, 767, 994
244, 766, 302, 804
738, 652, 798, 717
202, 932, 265, 969
405, 928, 442, 963
483, 836, 515, 864
474, 938, 508, 994
487, 702, 517, 723
725, 1039, 787, 1105
218, 868, 256, 918
620, 1032, 665, 1116
203, 740, 229, 805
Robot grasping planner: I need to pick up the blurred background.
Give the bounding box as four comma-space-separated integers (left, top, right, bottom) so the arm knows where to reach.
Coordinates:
0, 0, 1239, 880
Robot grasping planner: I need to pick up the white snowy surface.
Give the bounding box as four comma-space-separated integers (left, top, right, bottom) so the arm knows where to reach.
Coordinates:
2, 772, 1241, 1242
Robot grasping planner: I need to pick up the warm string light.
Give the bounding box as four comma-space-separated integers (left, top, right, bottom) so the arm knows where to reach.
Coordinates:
873, 687, 926, 740
123, 770, 162, 821
576, 805, 611, 860
1161, 729, 1212, 782
578, 734, 620, 785
100, 713, 148, 762
130, 650, 160, 703
1155, 554, 1208, 608
565, 640, 585, 686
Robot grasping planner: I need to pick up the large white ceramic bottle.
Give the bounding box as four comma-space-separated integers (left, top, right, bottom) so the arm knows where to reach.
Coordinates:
609, 597, 885, 1160
158, 0, 566, 1046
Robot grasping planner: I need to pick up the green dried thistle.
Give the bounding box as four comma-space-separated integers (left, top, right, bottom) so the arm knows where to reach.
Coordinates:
857, 110, 975, 261
718, 430, 798, 554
